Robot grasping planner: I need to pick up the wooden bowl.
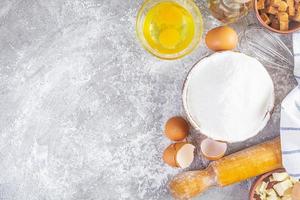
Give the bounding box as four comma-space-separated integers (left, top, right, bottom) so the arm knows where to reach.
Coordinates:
254, 0, 300, 34
249, 168, 285, 200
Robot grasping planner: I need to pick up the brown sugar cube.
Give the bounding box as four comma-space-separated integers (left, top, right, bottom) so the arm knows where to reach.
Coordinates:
260, 13, 271, 24
259, 8, 267, 15
287, 0, 295, 16
270, 0, 281, 7
294, 5, 298, 14
278, 1, 288, 11
269, 14, 276, 23
279, 20, 289, 30
267, 6, 278, 14
288, 8, 296, 17
277, 11, 289, 21
287, 0, 295, 9
296, 3, 300, 11
270, 14, 276, 19
257, 0, 265, 9
277, 12, 289, 31
271, 18, 280, 29
292, 12, 300, 21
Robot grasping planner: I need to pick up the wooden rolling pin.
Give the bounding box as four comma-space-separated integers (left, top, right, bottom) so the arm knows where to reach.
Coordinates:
169, 137, 282, 199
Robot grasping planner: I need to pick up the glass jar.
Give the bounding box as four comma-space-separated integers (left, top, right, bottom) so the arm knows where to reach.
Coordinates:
208, 0, 252, 24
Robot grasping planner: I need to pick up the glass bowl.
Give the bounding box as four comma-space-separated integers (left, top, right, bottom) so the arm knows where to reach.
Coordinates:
136, 0, 203, 60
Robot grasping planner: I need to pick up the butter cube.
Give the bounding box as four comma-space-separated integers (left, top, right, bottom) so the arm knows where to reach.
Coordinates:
289, 176, 299, 184
273, 179, 293, 196
260, 192, 267, 200
266, 188, 277, 197
259, 181, 268, 194
256, 182, 263, 194
266, 195, 278, 200
267, 6, 278, 14
269, 176, 275, 182
272, 172, 289, 182
282, 196, 292, 200
284, 187, 292, 196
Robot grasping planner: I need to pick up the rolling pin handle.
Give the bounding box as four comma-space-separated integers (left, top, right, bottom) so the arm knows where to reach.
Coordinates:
169, 165, 217, 199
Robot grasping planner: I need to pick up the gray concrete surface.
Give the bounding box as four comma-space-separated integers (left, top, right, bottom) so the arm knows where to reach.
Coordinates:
0, 0, 296, 199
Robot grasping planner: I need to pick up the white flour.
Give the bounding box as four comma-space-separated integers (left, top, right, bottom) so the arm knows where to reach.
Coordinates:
183, 51, 274, 142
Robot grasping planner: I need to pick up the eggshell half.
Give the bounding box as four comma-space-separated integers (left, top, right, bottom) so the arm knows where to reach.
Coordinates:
163, 144, 177, 167
176, 143, 195, 168
200, 138, 227, 160
163, 142, 195, 168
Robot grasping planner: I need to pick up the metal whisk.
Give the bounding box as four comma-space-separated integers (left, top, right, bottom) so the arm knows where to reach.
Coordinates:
238, 24, 293, 71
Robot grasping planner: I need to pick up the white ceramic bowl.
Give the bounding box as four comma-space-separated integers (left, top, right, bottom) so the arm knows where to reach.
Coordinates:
182, 52, 275, 143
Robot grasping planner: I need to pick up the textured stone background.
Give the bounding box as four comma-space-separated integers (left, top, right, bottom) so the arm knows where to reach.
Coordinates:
0, 0, 297, 199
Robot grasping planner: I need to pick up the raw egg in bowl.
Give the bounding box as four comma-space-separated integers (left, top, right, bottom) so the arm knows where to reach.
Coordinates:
136, 0, 203, 60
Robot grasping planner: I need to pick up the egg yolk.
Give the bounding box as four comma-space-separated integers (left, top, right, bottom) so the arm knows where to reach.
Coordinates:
143, 2, 195, 54
159, 28, 180, 49
155, 4, 182, 26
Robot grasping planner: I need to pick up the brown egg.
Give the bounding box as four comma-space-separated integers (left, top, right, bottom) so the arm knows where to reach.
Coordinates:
163, 142, 195, 168
165, 117, 189, 141
205, 26, 238, 51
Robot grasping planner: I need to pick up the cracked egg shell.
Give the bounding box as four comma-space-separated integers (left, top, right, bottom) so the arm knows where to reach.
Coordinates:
163, 142, 195, 168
